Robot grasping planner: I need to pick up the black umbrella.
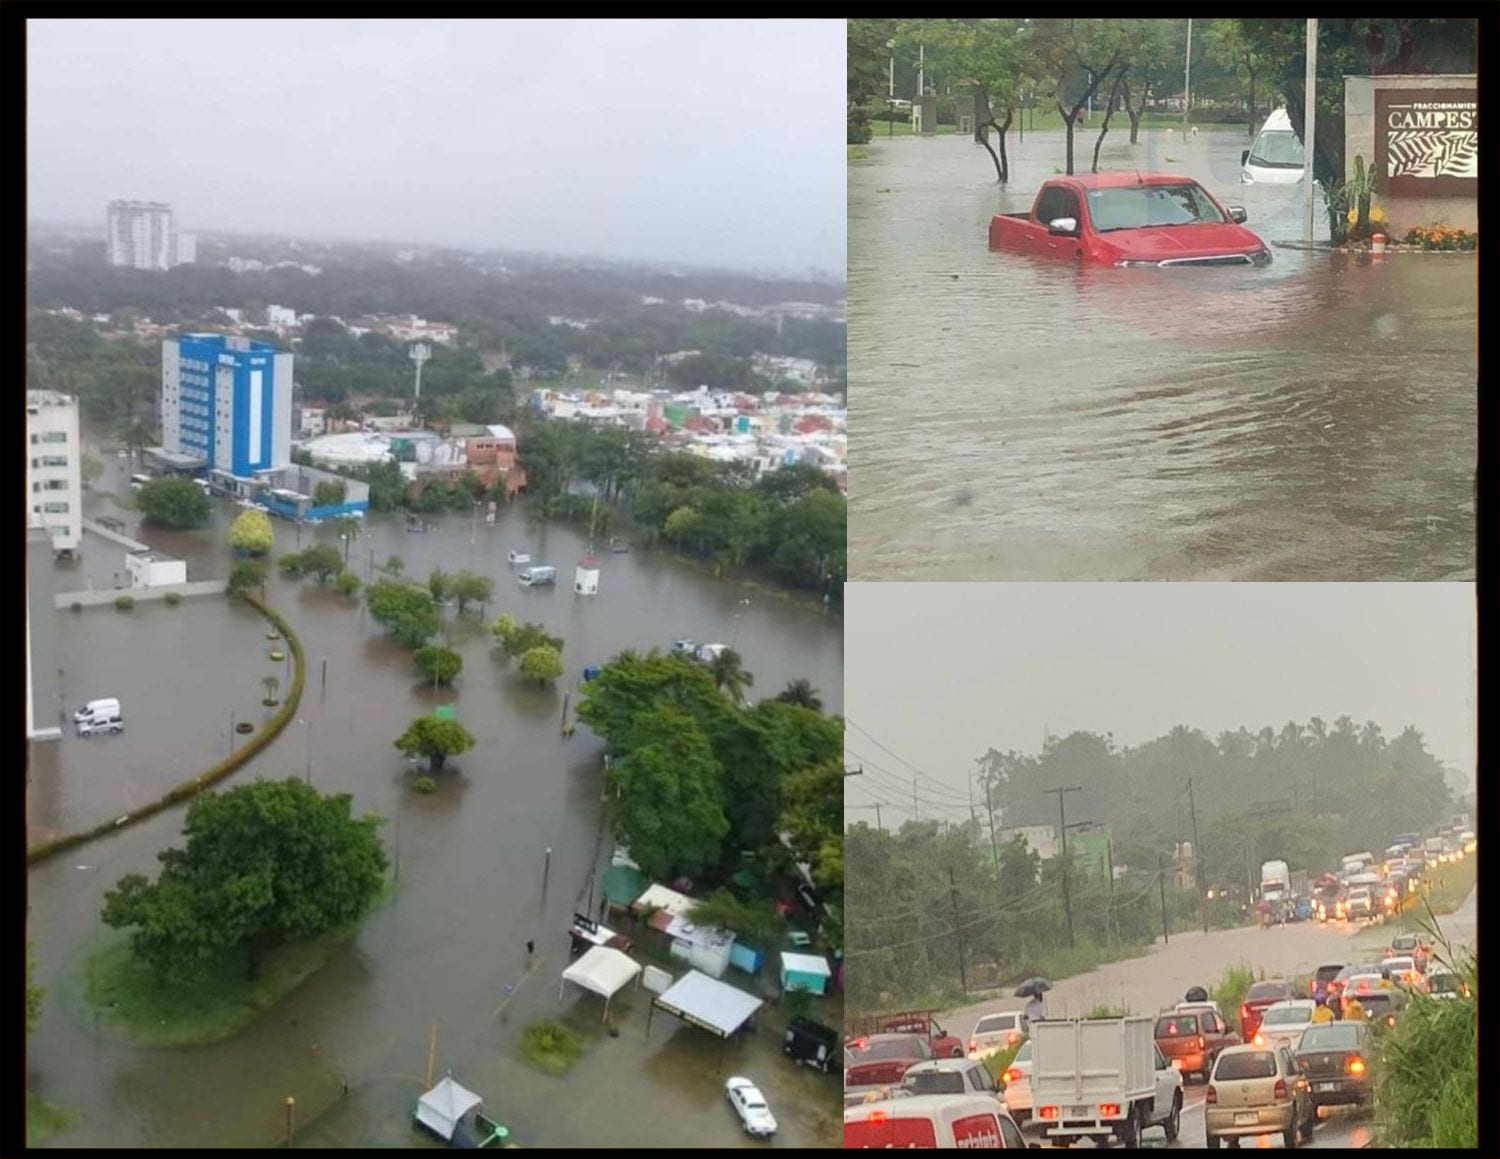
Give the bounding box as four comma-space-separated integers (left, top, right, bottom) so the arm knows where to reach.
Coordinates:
1014, 977, 1053, 999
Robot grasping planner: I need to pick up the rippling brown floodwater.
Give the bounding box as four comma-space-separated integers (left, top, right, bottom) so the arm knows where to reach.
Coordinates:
849, 129, 1475, 580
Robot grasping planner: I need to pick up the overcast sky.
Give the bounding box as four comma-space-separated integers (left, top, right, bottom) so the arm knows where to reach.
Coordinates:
845, 584, 1476, 826
26, 19, 845, 277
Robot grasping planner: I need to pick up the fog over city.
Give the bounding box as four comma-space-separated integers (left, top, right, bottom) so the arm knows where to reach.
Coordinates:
27, 19, 846, 276
845, 583, 1476, 824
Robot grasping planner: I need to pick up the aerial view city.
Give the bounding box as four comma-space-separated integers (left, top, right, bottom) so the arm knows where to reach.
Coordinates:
24, 18, 845, 1149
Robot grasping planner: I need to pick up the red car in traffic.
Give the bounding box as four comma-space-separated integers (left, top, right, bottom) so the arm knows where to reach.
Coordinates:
1239, 979, 1298, 1043
989, 172, 1271, 268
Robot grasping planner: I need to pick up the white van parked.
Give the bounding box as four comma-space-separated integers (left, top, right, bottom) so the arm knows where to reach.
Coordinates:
517, 566, 556, 587
75, 698, 124, 736
1241, 108, 1306, 184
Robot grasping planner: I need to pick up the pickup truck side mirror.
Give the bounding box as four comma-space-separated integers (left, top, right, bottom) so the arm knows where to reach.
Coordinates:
1226, 206, 1248, 224
1241, 149, 1251, 166
1047, 217, 1079, 236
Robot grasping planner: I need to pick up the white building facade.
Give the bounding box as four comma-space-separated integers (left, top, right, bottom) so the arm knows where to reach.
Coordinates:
27, 390, 83, 555
106, 200, 177, 270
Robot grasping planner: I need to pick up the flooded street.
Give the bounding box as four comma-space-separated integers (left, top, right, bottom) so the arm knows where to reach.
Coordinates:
848, 129, 1475, 581
27, 464, 842, 1148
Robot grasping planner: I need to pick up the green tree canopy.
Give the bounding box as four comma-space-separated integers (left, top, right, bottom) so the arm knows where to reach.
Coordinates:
775, 679, 823, 711
101, 779, 386, 984
500, 621, 563, 660
576, 650, 732, 758
394, 714, 476, 773
428, 567, 452, 604
413, 644, 463, 686
312, 479, 347, 507
228, 508, 274, 556
27, 939, 44, 1034
706, 648, 754, 703
227, 559, 266, 598
607, 706, 730, 881
299, 543, 344, 585
450, 570, 494, 614
519, 644, 564, 685
366, 579, 441, 647
137, 476, 211, 529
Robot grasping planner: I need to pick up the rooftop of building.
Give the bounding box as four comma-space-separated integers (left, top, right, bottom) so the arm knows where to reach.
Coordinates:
179, 333, 284, 355
26, 390, 76, 409
127, 549, 180, 563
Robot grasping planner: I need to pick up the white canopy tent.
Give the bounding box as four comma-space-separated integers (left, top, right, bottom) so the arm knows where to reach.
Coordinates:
559, 944, 643, 1021
415, 1075, 482, 1142
647, 968, 764, 1042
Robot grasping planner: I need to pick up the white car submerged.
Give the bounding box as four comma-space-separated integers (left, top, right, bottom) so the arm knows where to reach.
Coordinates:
726, 1076, 777, 1138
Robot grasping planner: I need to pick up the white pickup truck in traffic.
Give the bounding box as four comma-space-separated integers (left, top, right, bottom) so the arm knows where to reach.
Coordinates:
1030, 1016, 1183, 1147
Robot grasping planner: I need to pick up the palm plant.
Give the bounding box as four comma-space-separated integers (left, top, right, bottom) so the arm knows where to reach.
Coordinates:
775, 679, 822, 711
707, 648, 754, 703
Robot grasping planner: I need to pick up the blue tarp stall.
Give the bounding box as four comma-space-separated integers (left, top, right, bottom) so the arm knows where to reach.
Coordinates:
779, 951, 832, 996
582, 665, 602, 682
728, 943, 764, 975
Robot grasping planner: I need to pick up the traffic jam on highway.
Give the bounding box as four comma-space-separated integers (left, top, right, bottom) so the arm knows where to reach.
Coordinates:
843, 822, 1475, 1148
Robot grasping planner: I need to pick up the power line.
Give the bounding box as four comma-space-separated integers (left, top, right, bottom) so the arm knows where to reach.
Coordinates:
846, 719, 976, 804
846, 747, 972, 806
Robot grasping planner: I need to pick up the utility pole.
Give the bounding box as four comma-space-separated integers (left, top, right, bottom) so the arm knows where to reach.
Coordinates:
1303, 19, 1318, 241
949, 866, 969, 995
1106, 838, 1116, 949
1043, 786, 1082, 947
1158, 851, 1170, 944
1187, 777, 1207, 934
875, 803, 883, 833
1183, 18, 1193, 127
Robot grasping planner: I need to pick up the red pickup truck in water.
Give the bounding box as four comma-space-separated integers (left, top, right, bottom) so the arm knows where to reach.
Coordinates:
988, 172, 1271, 268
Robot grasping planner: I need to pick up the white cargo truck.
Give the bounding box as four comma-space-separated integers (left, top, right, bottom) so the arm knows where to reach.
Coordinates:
1030, 1016, 1183, 1147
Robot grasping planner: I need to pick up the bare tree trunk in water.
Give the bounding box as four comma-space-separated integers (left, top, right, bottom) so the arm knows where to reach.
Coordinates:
980, 107, 1015, 184
1057, 101, 1078, 174
1092, 69, 1126, 173
973, 87, 989, 144
1121, 77, 1141, 145
977, 130, 1005, 183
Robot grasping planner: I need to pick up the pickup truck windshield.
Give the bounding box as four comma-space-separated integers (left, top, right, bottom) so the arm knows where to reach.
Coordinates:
1087, 184, 1227, 232
1249, 129, 1306, 169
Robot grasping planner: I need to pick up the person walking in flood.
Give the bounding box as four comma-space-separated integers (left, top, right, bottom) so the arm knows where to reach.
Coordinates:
526, 939, 534, 956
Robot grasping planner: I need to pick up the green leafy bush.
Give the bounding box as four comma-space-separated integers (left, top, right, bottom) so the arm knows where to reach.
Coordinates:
164, 592, 182, 606
114, 594, 135, 611
412, 775, 437, 794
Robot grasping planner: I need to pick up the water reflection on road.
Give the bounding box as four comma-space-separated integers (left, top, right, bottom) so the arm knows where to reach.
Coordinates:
849, 130, 1475, 580
27, 473, 842, 1148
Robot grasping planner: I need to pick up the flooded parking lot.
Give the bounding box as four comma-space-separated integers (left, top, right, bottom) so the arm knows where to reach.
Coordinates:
27, 472, 842, 1148
848, 129, 1475, 581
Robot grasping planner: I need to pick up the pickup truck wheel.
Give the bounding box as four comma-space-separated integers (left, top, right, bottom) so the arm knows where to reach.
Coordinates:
1164, 1094, 1181, 1142
1116, 1106, 1140, 1149
1206, 1134, 1222, 1150
951, 1046, 964, 1058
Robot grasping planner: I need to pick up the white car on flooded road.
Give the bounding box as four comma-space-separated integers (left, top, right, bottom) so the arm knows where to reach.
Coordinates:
726, 1076, 777, 1138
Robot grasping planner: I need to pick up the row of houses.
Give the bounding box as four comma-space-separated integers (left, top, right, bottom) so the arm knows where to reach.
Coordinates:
529, 385, 847, 486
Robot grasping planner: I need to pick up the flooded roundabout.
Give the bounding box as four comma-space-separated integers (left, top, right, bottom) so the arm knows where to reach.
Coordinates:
27, 465, 842, 1148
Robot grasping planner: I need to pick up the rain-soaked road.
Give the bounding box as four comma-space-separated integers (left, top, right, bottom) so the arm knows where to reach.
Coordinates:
26, 459, 842, 1148
848, 129, 1475, 581
938, 886, 1476, 1150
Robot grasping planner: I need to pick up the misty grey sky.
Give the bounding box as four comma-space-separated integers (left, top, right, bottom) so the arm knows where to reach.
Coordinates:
845, 584, 1476, 826
26, 19, 845, 277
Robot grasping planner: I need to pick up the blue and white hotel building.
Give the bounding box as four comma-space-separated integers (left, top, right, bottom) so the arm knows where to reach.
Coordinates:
161, 333, 294, 477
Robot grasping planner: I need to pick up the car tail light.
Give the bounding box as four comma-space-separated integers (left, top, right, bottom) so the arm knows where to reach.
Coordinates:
969, 1038, 977, 1053
1206, 1085, 1217, 1105
1003, 1067, 1023, 1084
854, 1036, 869, 1049
1241, 1004, 1251, 1023
1347, 1055, 1366, 1075
1274, 1078, 1288, 1100
1007, 1031, 1021, 1045
1253, 1032, 1264, 1046
1100, 1103, 1120, 1118
865, 1110, 888, 1124
1039, 1106, 1059, 1120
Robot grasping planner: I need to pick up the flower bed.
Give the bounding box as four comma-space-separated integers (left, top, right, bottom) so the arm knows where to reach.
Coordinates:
1404, 224, 1477, 252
